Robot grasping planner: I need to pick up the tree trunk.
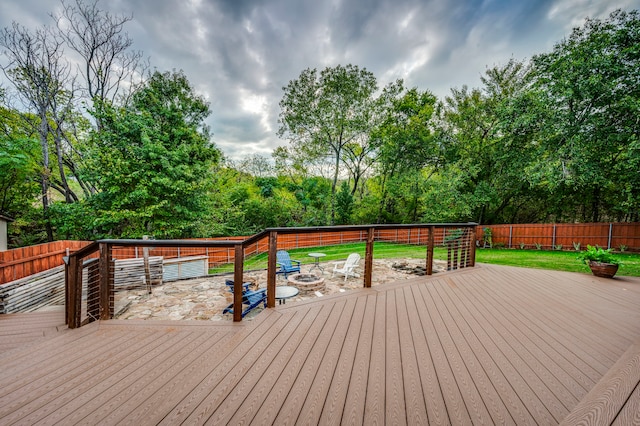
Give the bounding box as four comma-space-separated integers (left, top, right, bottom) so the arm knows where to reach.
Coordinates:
38, 112, 53, 241
330, 150, 340, 225
53, 128, 77, 203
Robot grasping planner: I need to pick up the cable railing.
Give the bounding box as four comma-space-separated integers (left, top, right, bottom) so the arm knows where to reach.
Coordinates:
65, 223, 477, 328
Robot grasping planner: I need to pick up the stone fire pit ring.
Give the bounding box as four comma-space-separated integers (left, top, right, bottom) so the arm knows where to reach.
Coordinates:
287, 273, 325, 294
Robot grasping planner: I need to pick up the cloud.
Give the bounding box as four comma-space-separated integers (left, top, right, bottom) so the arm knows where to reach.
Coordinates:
2, 0, 640, 160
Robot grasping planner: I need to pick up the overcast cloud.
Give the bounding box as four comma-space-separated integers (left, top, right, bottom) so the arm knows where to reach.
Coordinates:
2, 0, 638, 159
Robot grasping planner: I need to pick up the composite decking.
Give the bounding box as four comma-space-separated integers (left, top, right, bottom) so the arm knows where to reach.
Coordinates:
1, 264, 640, 425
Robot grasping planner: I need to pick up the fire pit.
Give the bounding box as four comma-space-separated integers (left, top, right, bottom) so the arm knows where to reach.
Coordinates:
287, 273, 325, 294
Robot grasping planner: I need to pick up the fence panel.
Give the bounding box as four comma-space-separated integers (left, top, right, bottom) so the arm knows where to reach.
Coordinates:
5, 222, 639, 285
0, 241, 92, 284
478, 223, 640, 251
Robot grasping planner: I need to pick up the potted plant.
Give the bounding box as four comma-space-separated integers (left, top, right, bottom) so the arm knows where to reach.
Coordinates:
577, 245, 621, 278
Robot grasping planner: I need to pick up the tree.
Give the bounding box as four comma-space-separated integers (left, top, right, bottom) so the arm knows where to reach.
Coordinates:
531, 10, 640, 222
54, 0, 144, 107
373, 87, 439, 222
278, 64, 378, 224
0, 107, 39, 216
0, 22, 78, 239
236, 154, 274, 178
83, 70, 221, 238
335, 181, 354, 224
435, 59, 537, 224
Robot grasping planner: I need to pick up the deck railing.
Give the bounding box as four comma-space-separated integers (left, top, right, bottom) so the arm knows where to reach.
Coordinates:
65, 223, 477, 328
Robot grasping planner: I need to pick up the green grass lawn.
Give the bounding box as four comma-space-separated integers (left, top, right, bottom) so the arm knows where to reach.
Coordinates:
474, 248, 640, 276
209, 242, 640, 277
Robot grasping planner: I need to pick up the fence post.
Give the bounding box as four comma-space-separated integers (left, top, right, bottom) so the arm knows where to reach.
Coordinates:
267, 231, 277, 308
99, 243, 113, 320
608, 223, 613, 249
427, 226, 435, 275
552, 224, 556, 249
509, 226, 512, 249
233, 244, 245, 322
364, 228, 375, 288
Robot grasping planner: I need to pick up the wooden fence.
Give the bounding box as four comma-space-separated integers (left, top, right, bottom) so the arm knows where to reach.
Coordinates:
0, 241, 92, 284
477, 223, 640, 251
3, 222, 639, 285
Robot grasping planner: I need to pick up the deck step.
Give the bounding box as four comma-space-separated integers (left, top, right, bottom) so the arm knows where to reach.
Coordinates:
560, 342, 640, 426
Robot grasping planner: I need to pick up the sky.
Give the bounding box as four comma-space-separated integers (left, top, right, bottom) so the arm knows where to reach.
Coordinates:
2, 0, 639, 160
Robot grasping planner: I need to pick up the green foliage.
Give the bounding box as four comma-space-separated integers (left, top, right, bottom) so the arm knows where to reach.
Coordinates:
577, 245, 621, 265
82, 70, 220, 238
335, 181, 354, 224
482, 227, 493, 248
531, 10, 640, 222
436, 59, 539, 224
0, 131, 39, 215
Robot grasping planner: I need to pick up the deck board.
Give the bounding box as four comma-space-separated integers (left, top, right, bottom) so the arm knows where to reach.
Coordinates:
1, 265, 640, 425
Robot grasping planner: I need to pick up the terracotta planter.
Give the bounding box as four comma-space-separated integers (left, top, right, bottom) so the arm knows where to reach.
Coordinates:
588, 261, 619, 278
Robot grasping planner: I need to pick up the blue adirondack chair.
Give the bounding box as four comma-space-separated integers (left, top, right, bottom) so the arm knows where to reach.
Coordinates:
276, 250, 301, 278
223, 288, 267, 318
225, 279, 252, 293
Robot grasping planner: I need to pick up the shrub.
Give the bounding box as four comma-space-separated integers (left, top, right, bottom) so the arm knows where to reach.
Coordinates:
577, 245, 621, 266
572, 242, 581, 251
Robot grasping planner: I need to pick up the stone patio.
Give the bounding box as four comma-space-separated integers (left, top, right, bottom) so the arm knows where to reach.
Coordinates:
113, 258, 447, 321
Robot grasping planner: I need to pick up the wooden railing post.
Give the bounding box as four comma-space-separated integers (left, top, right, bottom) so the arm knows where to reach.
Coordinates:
233, 244, 244, 322
452, 233, 459, 270
66, 255, 80, 328
364, 227, 375, 288
426, 226, 435, 275
267, 231, 277, 308
99, 243, 113, 320
469, 226, 477, 267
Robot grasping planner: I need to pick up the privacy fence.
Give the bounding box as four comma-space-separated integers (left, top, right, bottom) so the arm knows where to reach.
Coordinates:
0, 240, 91, 283
477, 223, 640, 251
2, 222, 638, 285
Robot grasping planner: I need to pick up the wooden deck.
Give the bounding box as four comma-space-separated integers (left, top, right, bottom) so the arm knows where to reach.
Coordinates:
1, 264, 640, 425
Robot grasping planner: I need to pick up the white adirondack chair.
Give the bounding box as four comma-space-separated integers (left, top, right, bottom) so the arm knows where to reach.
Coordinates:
331, 253, 361, 281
